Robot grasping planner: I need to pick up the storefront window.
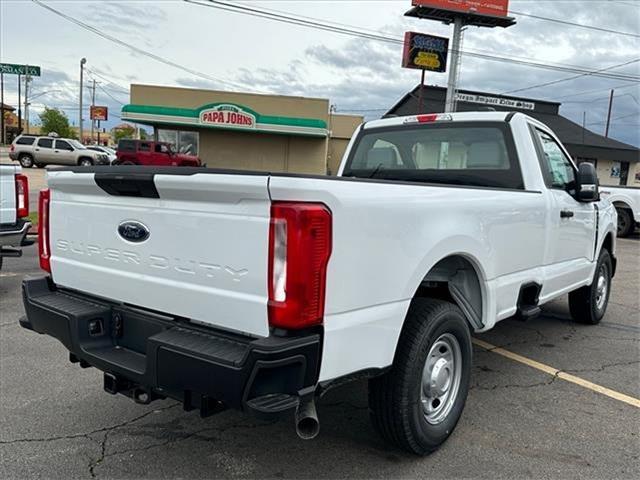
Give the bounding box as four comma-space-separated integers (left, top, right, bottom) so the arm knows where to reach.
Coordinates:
157, 129, 199, 155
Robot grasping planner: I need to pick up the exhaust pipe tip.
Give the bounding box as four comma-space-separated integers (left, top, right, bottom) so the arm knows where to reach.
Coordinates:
295, 399, 320, 440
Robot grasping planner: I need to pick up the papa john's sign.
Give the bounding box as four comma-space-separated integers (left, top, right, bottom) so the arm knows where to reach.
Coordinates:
199, 104, 256, 129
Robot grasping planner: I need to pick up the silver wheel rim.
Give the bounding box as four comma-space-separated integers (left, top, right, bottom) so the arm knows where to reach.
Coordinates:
595, 264, 609, 311
21, 156, 33, 167
81, 160, 92, 166
421, 333, 462, 425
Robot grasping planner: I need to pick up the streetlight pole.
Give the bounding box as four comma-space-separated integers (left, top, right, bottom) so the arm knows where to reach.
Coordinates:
79, 58, 86, 143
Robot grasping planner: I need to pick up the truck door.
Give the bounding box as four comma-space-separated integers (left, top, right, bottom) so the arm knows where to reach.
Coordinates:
531, 127, 595, 266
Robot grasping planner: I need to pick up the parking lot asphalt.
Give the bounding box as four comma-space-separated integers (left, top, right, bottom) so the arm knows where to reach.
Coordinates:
1, 236, 639, 479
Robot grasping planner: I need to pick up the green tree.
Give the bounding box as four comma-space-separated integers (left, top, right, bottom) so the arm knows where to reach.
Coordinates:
113, 124, 136, 143
39, 107, 73, 138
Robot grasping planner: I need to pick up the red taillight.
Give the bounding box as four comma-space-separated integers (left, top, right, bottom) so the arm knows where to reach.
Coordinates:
38, 189, 51, 273
268, 202, 332, 330
416, 114, 439, 123
10, 144, 15, 152
15, 174, 29, 218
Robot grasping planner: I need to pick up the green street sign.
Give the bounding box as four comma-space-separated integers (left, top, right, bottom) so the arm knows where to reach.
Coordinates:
0, 63, 41, 76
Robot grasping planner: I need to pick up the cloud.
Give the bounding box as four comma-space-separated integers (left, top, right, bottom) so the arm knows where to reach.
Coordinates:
226, 1, 639, 146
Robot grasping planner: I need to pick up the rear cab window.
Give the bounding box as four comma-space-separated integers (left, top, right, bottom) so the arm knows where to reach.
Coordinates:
342, 121, 524, 190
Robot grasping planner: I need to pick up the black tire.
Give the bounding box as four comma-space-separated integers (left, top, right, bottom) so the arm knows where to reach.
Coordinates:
616, 208, 634, 238
569, 249, 612, 325
368, 298, 472, 455
35, 163, 45, 169
78, 158, 94, 167
120, 160, 136, 165
19, 154, 34, 168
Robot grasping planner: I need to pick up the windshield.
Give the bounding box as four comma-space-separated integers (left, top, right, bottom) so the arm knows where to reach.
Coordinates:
342, 122, 524, 190
69, 139, 86, 150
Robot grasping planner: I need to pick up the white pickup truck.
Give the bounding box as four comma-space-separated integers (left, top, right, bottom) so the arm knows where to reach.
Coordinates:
600, 185, 640, 237
20, 112, 617, 455
0, 164, 31, 269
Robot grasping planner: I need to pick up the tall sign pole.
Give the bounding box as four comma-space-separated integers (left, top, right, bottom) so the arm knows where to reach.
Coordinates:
444, 17, 463, 113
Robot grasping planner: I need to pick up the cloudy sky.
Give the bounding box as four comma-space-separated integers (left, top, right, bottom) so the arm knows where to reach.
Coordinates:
1, 0, 639, 146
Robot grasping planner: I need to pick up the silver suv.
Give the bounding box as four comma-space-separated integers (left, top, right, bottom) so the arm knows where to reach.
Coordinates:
9, 135, 110, 168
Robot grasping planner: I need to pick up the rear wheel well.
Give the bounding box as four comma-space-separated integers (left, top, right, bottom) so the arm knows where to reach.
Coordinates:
613, 201, 632, 211
414, 255, 484, 331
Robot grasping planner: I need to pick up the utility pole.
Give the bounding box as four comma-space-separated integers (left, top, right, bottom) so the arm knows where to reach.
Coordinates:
24, 71, 31, 134
90, 79, 96, 144
1, 72, 4, 144
79, 58, 86, 143
17, 74, 21, 135
582, 112, 586, 145
605, 89, 614, 138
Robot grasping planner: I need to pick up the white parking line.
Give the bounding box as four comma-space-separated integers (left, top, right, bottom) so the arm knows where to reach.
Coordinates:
473, 338, 640, 409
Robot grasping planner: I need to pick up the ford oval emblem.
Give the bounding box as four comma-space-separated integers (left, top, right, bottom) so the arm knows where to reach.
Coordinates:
118, 221, 150, 243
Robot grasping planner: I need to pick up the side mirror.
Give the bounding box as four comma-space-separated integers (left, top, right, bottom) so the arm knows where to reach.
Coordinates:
576, 162, 599, 202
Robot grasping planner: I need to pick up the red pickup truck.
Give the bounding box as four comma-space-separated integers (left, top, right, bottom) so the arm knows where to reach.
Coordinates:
115, 140, 201, 167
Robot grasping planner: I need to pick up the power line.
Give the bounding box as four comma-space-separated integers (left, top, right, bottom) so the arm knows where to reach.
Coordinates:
501, 58, 640, 95
84, 68, 129, 95
31, 0, 263, 93
554, 82, 640, 100
186, 0, 640, 82
509, 10, 640, 38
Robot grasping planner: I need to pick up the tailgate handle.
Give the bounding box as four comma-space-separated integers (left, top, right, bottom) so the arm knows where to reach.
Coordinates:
95, 173, 159, 198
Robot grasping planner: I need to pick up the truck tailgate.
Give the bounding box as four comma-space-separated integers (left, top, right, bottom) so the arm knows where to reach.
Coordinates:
47, 170, 271, 337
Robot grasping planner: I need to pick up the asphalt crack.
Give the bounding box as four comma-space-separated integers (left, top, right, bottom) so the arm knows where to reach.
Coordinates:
0, 403, 180, 446
88, 418, 279, 476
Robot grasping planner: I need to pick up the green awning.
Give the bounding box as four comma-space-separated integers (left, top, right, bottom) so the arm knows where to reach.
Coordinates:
121, 102, 328, 137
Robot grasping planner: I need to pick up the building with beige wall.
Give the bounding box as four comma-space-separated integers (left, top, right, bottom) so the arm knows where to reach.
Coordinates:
121, 84, 362, 175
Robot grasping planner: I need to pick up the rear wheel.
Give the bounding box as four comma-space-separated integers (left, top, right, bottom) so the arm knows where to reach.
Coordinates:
35, 163, 45, 169
368, 298, 472, 455
78, 158, 94, 167
19, 154, 34, 168
616, 208, 634, 237
569, 249, 612, 324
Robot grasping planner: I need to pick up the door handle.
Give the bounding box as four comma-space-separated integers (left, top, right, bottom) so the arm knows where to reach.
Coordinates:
560, 210, 574, 219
